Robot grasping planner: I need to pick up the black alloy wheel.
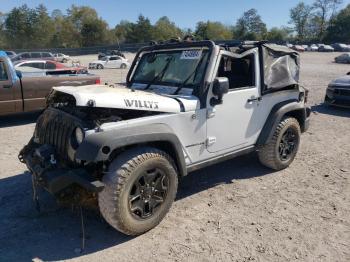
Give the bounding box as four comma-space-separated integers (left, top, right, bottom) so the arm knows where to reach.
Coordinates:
128, 168, 169, 219
279, 127, 298, 162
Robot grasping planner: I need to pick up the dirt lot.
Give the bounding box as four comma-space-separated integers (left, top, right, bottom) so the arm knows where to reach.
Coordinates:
0, 52, 349, 262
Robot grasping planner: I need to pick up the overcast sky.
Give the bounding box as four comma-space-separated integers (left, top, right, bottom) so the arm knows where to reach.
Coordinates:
1, 0, 349, 29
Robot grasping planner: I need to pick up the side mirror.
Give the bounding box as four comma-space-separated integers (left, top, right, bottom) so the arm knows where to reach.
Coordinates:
16, 70, 22, 79
210, 77, 229, 106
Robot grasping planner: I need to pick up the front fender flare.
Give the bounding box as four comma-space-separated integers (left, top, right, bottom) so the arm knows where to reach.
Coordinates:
75, 123, 187, 176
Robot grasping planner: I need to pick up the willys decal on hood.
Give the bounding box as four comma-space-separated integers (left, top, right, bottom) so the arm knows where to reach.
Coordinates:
53, 84, 200, 113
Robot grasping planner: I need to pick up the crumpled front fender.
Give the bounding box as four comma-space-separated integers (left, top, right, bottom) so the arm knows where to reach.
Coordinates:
75, 123, 187, 176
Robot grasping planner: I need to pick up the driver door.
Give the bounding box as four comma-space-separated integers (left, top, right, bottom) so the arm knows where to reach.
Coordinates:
206, 50, 263, 153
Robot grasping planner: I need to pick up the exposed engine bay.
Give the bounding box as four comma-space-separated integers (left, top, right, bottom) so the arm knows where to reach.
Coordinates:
46, 90, 162, 128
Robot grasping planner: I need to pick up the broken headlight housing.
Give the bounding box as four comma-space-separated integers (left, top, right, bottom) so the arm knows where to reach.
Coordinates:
71, 127, 85, 150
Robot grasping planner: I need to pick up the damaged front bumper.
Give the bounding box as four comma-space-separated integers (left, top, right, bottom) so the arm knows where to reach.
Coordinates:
19, 141, 104, 196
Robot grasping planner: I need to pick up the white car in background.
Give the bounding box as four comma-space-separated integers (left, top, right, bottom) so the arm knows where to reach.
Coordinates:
308, 44, 319, 52
89, 55, 130, 69
54, 53, 70, 63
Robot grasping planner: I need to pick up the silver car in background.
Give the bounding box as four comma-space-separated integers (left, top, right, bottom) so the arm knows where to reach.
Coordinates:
53, 53, 70, 63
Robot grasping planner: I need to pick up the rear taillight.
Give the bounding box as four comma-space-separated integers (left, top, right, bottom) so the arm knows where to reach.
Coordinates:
95, 78, 101, 84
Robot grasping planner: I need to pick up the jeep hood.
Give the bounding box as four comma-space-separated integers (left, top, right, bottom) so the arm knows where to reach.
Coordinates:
53, 85, 200, 113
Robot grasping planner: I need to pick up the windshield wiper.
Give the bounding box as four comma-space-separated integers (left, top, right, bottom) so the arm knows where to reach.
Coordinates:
173, 50, 205, 95
143, 55, 173, 90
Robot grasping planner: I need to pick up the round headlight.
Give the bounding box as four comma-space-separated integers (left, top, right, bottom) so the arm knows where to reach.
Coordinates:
75, 127, 84, 145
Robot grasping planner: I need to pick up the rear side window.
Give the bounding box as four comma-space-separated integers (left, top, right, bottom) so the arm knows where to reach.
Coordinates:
45, 62, 56, 70
0, 61, 8, 80
31, 53, 41, 58
24, 62, 45, 69
42, 52, 52, 57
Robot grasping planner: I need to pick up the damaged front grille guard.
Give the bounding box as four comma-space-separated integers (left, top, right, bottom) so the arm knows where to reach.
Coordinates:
19, 139, 59, 211
18, 140, 104, 207
19, 141, 99, 253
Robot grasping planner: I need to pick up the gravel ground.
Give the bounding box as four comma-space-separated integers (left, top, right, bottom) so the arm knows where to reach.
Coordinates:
0, 52, 349, 262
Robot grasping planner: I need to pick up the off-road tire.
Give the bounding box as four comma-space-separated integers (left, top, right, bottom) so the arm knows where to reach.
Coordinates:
258, 117, 301, 170
98, 147, 178, 235
120, 63, 127, 69
97, 64, 104, 69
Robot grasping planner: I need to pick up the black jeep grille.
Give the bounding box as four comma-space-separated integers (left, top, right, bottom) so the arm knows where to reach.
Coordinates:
35, 108, 80, 159
335, 89, 350, 97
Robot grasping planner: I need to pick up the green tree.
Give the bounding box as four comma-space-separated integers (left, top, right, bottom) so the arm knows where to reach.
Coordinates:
67, 5, 99, 31
113, 20, 133, 43
50, 12, 80, 48
153, 16, 182, 41
81, 19, 109, 46
266, 27, 292, 42
32, 4, 55, 47
51, 9, 63, 19
0, 12, 6, 48
126, 15, 154, 43
5, 5, 35, 48
289, 2, 313, 41
195, 21, 232, 40
66, 5, 110, 47
325, 4, 350, 42
312, 0, 343, 40
234, 9, 267, 40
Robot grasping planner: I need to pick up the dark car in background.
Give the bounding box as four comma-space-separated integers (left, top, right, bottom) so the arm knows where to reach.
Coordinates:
98, 49, 125, 60
318, 45, 335, 52
335, 53, 350, 64
5, 51, 16, 58
325, 73, 350, 108
331, 43, 350, 52
11, 51, 55, 62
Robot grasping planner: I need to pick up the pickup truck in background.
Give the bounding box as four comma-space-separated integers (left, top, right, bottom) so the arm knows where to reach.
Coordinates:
0, 52, 100, 116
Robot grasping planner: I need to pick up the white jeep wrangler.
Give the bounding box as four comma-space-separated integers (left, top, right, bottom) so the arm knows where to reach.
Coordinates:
20, 40, 310, 235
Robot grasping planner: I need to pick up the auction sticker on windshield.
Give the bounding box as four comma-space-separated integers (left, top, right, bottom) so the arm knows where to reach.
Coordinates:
180, 50, 202, 60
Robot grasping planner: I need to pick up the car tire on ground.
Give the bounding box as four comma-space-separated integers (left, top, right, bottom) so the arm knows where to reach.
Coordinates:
98, 147, 178, 236
120, 63, 127, 69
62, 58, 68, 63
258, 117, 301, 170
97, 64, 104, 69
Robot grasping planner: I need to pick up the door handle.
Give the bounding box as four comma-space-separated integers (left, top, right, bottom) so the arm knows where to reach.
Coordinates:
3, 84, 12, 89
247, 97, 262, 103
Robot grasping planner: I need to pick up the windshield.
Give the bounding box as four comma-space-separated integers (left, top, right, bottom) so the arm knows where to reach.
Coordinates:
132, 49, 209, 89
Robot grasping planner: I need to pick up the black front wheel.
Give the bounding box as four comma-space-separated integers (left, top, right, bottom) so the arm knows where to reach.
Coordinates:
98, 147, 178, 235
